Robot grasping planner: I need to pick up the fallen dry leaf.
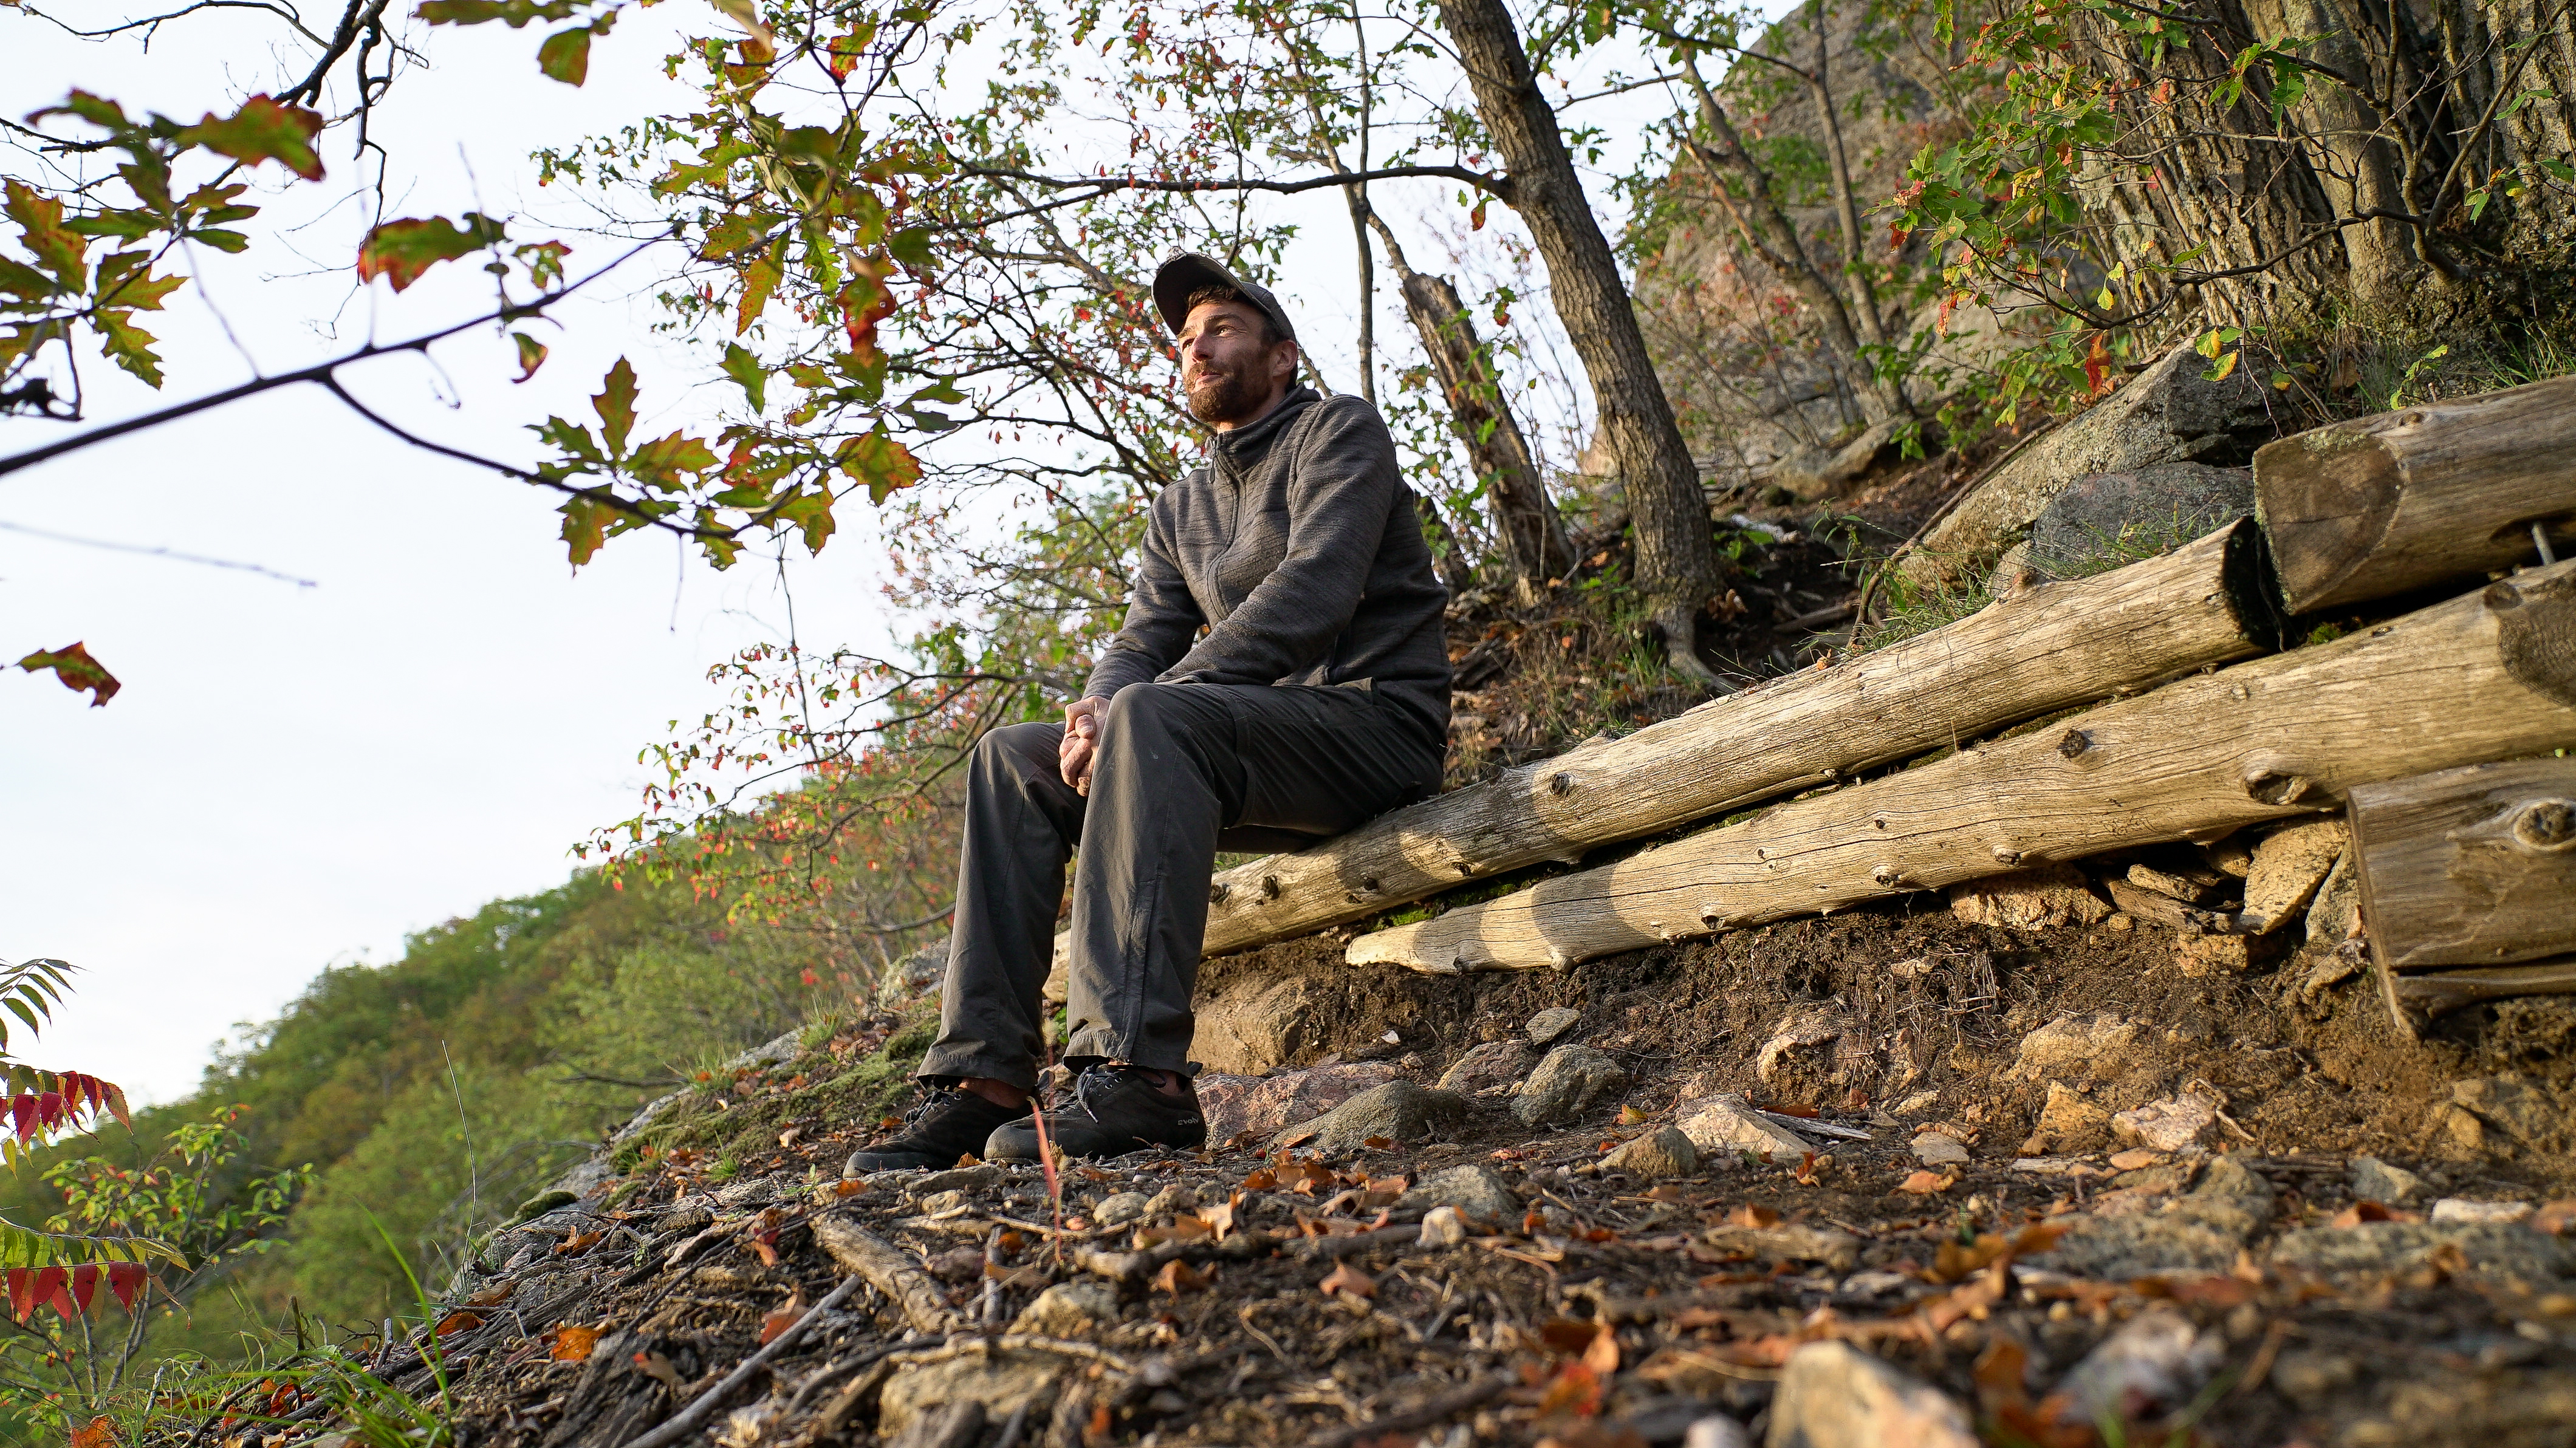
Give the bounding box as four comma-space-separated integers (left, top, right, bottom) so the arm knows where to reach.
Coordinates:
1197, 1194, 1240, 1242
1727, 1204, 1780, 1229
1151, 1258, 1208, 1294
2331, 1201, 2419, 1228
1642, 1184, 1684, 1203
2108, 1147, 2163, 1170
1532, 1361, 1602, 1418
1897, 1170, 1952, 1195
434, 1311, 483, 1338
778, 1127, 803, 1150
462, 1283, 515, 1308
1617, 1105, 1649, 1125
1241, 1167, 1278, 1192
759, 1295, 805, 1345
1362, 1135, 1395, 1149
1318, 1261, 1376, 1299
1583, 1324, 1620, 1376
556, 1230, 604, 1257
632, 1350, 685, 1390
834, 1179, 866, 1198
69, 1416, 115, 1448
552, 1324, 602, 1362
1539, 1318, 1601, 1355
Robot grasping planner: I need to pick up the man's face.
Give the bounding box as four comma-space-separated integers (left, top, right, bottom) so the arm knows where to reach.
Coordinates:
1179, 300, 1294, 426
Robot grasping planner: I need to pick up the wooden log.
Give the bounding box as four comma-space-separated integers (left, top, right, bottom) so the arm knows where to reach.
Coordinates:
2255, 374, 2576, 616
2348, 757, 2576, 972
813, 1216, 961, 1333
2385, 958, 2576, 1021
1348, 562, 2576, 975
1185, 519, 2275, 958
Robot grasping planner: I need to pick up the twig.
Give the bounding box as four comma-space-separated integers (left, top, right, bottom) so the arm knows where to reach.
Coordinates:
615, 1273, 863, 1448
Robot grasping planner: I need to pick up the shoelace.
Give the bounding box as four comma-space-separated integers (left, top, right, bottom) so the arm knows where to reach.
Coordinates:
892, 1085, 976, 1136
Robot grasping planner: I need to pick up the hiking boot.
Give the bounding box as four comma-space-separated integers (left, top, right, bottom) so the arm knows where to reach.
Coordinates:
984, 1064, 1205, 1161
844, 1085, 1030, 1175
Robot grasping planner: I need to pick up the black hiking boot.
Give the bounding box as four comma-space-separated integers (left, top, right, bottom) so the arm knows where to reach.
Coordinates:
983, 1064, 1205, 1161
844, 1085, 1030, 1175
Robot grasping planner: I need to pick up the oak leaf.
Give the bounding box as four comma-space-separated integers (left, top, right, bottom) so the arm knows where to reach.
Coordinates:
552, 1324, 601, 1361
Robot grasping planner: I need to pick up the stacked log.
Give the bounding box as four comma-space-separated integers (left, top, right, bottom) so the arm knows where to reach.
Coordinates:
1348, 562, 2576, 975
2351, 756, 2576, 1030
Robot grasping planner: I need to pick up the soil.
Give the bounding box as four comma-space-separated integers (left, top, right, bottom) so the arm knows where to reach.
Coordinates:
317, 881, 2576, 1448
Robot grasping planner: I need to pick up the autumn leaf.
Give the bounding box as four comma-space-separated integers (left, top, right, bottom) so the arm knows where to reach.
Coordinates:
435, 1310, 484, 1336
1583, 1322, 1620, 1376
552, 1323, 601, 1361
512, 332, 549, 381
18, 643, 120, 706
1897, 1170, 1951, 1195
463, 1282, 515, 1307
357, 214, 507, 292
1532, 1361, 1600, 1419
1241, 1167, 1278, 1192
758, 1292, 803, 1344
1318, 1260, 1375, 1299
1150, 1258, 1206, 1294
1726, 1204, 1779, 1229
555, 1230, 603, 1256
69, 1416, 115, 1448
536, 16, 610, 86
174, 96, 325, 180
592, 357, 640, 457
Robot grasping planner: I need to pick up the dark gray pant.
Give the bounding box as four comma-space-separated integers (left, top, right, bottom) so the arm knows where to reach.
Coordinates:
916, 681, 1444, 1090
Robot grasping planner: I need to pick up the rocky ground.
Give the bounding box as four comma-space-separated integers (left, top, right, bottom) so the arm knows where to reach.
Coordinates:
296, 814, 2576, 1448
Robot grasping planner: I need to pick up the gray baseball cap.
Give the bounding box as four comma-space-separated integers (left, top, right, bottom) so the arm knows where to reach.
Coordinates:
1153, 251, 1297, 344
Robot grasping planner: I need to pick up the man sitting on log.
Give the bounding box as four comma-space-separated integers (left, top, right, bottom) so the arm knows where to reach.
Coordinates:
848, 253, 1454, 1171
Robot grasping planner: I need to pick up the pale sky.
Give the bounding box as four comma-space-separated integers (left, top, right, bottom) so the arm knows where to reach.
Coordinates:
3, 0, 1789, 1105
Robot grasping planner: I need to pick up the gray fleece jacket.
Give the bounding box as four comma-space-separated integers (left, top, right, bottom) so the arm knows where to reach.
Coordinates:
1084, 387, 1452, 750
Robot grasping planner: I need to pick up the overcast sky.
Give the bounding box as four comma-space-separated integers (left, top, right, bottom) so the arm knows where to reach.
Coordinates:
2, 0, 1791, 1105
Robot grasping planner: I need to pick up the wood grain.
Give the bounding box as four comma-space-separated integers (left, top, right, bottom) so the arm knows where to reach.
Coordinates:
2349, 757, 2576, 972
1349, 562, 2576, 975
2256, 374, 2576, 615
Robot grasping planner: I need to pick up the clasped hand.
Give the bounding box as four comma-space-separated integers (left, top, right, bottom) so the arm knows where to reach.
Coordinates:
1058, 696, 1101, 795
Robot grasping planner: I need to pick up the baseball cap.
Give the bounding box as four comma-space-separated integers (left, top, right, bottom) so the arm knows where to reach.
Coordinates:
1152, 251, 1297, 344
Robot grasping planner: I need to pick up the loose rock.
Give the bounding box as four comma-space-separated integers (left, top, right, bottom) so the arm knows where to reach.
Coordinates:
1397, 1163, 1521, 1224
2450, 1076, 2565, 1152
1197, 1062, 1400, 1141
2021, 1082, 2113, 1155
2024, 461, 2255, 580
1092, 1192, 1148, 1227
1273, 1079, 1467, 1153
1947, 864, 2111, 931
1010, 1279, 1120, 1337
2269, 1221, 2575, 1289
1435, 1042, 1536, 1096
1600, 1127, 1700, 1179
877, 1348, 1069, 1438
1767, 1340, 1977, 1448
2053, 1308, 2224, 1425
1417, 1204, 1470, 1247
2348, 1155, 2427, 1206
2432, 1198, 2534, 1224
1513, 1046, 1631, 1128
1525, 1006, 1583, 1046
1754, 1006, 1847, 1084
2239, 818, 2346, 934
1911, 1132, 1970, 1166
1676, 1094, 1815, 1159
2112, 1084, 2223, 1152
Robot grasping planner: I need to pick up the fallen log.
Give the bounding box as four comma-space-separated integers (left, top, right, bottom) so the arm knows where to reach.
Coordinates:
2348, 757, 2576, 972
812, 1216, 961, 1333
1348, 563, 2576, 975
2382, 959, 2576, 1022
1188, 519, 2275, 957
2255, 374, 2576, 616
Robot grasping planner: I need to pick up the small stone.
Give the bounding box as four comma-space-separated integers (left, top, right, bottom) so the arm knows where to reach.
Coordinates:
1397, 1163, 1521, 1224
1677, 1093, 1814, 1159
1142, 1184, 1197, 1220
1768, 1341, 1976, 1448
916, 1189, 970, 1215
1526, 1006, 1583, 1046
2239, 818, 2346, 934
1093, 1192, 1149, 1227
1946, 863, 2111, 931
2006, 1014, 2140, 1082
2171, 933, 2276, 977
914, 1164, 1005, 1195
1892, 1090, 1939, 1116
2126, 862, 2224, 905
1436, 1042, 1537, 1096
1011, 1278, 1120, 1337
1911, 1132, 1970, 1166
2267, 1350, 2358, 1409
1702, 1224, 1860, 1271
925, 1245, 985, 1282
2111, 1085, 2223, 1153
2452, 1076, 2565, 1150
1755, 1006, 1847, 1084
1418, 1204, 1470, 1247
2432, 1198, 2534, 1224
2348, 1156, 2427, 1206
2303, 849, 2359, 947
1512, 1046, 1631, 1128
877, 1349, 1069, 1437
1683, 1418, 1752, 1448
1600, 1127, 1700, 1180
2052, 1308, 2224, 1425
1274, 1079, 1469, 1154
2021, 1082, 2112, 1156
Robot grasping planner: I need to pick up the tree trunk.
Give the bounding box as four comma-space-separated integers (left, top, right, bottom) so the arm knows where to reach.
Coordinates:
2256, 374, 2576, 613
1436, 0, 1726, 677
2349, 757, 2576, 971
1196, 519, 2273, 956
1369, 216, 1576, 595
1348, 560, 2576, 974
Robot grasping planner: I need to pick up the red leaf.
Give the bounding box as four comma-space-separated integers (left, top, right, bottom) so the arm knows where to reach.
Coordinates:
105, 1263, 147, 1313
357, 214, 506, 292
7, 1269, 35, 1323
11, 1096, 33, 1142
17, 643, 120, 707
759, 1293, 804, 1345
69, 1416, 115, 1448
38, 1267, 73, 1321
66, 1265, 97, 1314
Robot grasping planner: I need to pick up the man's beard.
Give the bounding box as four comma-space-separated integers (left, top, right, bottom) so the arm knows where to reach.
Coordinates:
1185, 365, 1267, 424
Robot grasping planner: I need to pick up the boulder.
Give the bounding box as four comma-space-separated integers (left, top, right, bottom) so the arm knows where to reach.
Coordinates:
1601, 1127, 1701, 1180
877, 1348, 1069, 1438
1198, 1062, 1399, 1141
1272, 1080, 1467, 1154
1397, 1163, 1522, 1224
1947, 864, 2111, 931
2348, 1156, 2427, 1206
1526, 1006, 1584, 1046
1436, 1042, 1536, 1096
1513, 1046, 1631, 1128
2268, 1220, 2574, 1288
1191, 975, 1330, 1074
2024, 463, 2255, 579
2239, 818, 2347, 934
1767, 1341, 1977, 1448
1679, 1095, 1815, 1160
876, 940, 948, 1006
1897, 342, 2272, 589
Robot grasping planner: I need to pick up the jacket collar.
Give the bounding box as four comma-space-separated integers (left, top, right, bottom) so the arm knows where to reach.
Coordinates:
1209, 385, 1319, 471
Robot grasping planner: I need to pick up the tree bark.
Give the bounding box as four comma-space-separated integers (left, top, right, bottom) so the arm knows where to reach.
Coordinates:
1195, 519, 2273, 956
814, 1217, 962, 1333
1348, 560, 2576, 974
2255, 374, 2576, 614
2349, 757, 2576, 972
1368, 216, 1576, 595
1435, 0, 1726, 675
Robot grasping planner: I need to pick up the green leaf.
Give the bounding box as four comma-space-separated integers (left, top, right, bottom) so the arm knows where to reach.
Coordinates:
512, 332, 550, 381
94, 311, 165, 387
721, 343, 767, 411
734, 255, 780, 335
592, 357, 639, 457
834, 426, 919, 505
16, 643, 122, 708
2203, 349, 2242, 382
414, 0, 582, 27
357, 213, 507, 292
559, 493, 618, 566
886, 226, 934, 270
538, 19, 603, 85
173, 95, 326, 182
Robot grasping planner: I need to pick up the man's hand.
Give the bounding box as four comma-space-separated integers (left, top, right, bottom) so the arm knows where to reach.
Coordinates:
1059, 696, 1102, 795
